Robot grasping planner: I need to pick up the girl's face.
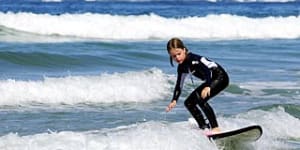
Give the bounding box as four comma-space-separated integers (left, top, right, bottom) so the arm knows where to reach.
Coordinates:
169, 48, 187, 64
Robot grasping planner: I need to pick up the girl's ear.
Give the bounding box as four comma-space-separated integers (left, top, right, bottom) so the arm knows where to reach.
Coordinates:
183, 48, 189, 54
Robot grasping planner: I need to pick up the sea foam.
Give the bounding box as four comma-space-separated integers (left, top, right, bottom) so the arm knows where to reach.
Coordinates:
0, 121, 216, 150
0, 68, 171, 105
1, 107, 299, 150
1, 12, 300, 41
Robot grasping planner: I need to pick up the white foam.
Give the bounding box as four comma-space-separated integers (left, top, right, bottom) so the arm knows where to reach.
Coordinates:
241, 81, 300, 90
189, 106, 300, 149
0, 121, 216, 150
1, 12, 300, 41
239, 81, 300, 98
0, 68, 171, 105
231, 107, 300, 149
1, 107, 299, 150
223, 81, 300, 101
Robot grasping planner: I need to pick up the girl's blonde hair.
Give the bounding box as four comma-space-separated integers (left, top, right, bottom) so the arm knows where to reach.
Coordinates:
166, 37, 188, 66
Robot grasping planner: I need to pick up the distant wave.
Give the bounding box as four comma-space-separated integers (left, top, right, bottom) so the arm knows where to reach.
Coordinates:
226, 81, 300, 100
1, 12, 300, 41
0, 25, 87, 43
0, 51, 81, 68
252, 104, 300, 118
0, 51, 128, 69
0, 50, 165, 70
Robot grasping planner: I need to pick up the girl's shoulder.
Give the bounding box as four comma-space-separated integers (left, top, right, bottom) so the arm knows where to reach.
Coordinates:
187, 52, 204, 63
188, 52, 203, 59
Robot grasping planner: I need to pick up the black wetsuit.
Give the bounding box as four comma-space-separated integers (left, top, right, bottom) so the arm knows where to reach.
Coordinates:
172, 52, 229, 129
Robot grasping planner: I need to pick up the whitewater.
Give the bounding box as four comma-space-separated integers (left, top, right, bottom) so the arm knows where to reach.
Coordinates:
1, 12, 300, 41
1, 108, 300, 150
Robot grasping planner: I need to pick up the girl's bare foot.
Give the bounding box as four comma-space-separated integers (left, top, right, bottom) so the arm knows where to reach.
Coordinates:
211, 127, 221, 134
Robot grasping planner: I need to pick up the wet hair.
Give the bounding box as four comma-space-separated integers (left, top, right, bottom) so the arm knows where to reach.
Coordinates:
166, 37, 188, 66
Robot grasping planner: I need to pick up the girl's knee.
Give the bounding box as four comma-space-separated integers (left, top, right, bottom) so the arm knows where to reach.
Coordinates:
184, 97, 197, 108
184, 99, 191, 108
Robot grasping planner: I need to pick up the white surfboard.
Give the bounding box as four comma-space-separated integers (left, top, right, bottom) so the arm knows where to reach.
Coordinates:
207, 125, 263, 149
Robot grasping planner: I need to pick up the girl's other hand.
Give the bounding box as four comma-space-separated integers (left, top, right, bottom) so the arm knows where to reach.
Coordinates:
166, 100, 177, 112
201, 87, 211, 99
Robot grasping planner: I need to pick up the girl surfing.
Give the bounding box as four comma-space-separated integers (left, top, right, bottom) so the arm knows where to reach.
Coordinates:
165, 37, 229, 134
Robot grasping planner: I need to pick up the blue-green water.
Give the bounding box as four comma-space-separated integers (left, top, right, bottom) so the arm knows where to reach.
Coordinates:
0, 1, 300, 150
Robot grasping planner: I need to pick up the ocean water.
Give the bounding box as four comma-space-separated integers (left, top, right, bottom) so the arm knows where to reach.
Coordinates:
1, 0, 300, 150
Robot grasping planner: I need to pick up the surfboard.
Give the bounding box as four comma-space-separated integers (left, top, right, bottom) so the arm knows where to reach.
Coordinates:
207, 125, 263, 149
207, 125, 262, 141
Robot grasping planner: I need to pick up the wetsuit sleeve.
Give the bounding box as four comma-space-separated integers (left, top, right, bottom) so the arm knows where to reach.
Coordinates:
172, 70, 188, 102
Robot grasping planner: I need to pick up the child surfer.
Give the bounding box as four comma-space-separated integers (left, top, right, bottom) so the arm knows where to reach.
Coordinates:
165, 38, 229, 134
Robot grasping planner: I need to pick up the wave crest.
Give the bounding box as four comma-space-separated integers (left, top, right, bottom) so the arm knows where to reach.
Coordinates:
1, 12, 300, 41
0, 68, 171, 105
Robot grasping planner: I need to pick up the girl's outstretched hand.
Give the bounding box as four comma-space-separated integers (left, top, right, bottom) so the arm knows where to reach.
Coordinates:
166, 100, 177, 112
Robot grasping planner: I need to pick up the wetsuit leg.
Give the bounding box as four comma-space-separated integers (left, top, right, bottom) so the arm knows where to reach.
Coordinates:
184, 84, 208, 129
187, 68, 229, 129
198, 72, 229, 129
198, 101, 217, 129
